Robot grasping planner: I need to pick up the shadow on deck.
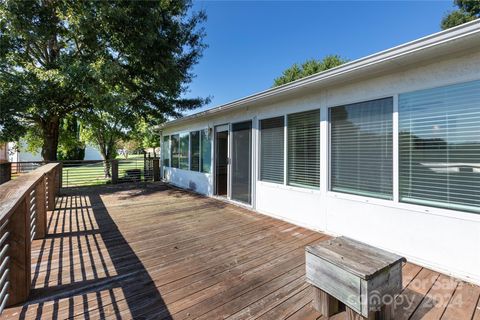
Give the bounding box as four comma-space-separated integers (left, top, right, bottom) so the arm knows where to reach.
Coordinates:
11, 183, 175, 319
2, 183, 480, 320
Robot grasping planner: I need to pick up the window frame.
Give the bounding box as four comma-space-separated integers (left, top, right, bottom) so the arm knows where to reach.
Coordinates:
162, 135, 170, 167
327, 97, 394, 200
200, 128, 212, 174
256, 112, 322, 194
170, 134, 180, 169
286, 109, 321, 189
190, 130, 200, 172
162, 81, 480, 222
166, 129, 212, 173
397, 80, 480, 215
324, 88, 480, 221
259, 115, 285, 184
178, 132, 190, 170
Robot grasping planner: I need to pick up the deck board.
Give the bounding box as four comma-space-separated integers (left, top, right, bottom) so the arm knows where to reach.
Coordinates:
2, 183, 479, 320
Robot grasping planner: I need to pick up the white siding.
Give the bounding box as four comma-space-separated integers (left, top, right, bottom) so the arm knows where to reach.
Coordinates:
162, 50, 480, 285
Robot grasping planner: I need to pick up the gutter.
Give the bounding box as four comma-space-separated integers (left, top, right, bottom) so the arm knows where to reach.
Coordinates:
160, 19, 480, 129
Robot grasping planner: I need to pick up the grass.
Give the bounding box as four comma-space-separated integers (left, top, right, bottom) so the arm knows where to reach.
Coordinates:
62, 158, 147, 187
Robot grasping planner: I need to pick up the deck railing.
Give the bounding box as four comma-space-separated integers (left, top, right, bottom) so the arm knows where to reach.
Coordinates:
3, 158, 160, 188
0, 163, 61, 312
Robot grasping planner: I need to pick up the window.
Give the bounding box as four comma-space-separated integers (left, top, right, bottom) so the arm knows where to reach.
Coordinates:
179, 133, 189, 170
399, 80, 480, 213
162, 135, 170, 167
190, 131, 200, 171
201, 129, 211, 173
260, 117, 284, 183
170, 134, 179, 168
287, 109, 320, 188
330, 98, 393, 199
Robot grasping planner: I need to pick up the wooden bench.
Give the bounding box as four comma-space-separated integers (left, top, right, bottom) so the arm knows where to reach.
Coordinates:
306, 237, 406, 320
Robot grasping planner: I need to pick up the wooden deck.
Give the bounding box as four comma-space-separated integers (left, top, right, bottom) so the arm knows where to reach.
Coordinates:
3, 183, 480, 320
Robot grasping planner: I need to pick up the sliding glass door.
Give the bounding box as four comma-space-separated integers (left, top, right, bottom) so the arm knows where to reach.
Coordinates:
215, 126, 229, 196
231, 121, 252, 204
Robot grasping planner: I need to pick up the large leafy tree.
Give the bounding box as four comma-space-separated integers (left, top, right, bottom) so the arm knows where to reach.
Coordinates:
81, 108, 131, 177
441, 0, 480, 29
0, 0, 207, 160
57, 115, 85, 161
273, 55, 348, 87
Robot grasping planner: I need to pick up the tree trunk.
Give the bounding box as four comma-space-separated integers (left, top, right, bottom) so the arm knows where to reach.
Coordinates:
99, 139, 116, 178
41, 117, 60, 161
103, 160, 111, 178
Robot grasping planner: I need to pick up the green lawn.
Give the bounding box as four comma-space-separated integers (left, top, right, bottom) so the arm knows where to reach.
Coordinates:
62, 158, 146, 187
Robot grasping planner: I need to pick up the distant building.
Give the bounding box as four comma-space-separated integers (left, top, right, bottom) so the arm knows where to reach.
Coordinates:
8, 140, 103, 162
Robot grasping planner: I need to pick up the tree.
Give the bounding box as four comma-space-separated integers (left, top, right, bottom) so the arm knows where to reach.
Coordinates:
273, 55, 348, 87
81, 107, 132, 178
0, 1, 207, 160
118, 139, 142, 159
57, 116, 85, 161
441, 0, 480, 29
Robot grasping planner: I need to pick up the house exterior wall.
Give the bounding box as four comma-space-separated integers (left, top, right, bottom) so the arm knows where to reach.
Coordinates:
8, 141, 103, 162
0, 143, 7, 162
162, 49, 480, 285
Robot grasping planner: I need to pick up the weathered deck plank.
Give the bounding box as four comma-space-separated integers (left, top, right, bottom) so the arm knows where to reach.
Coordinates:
2, 183, 479, 320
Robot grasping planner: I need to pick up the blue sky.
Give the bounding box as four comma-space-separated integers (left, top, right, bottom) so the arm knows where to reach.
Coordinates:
186, 1, 455, 113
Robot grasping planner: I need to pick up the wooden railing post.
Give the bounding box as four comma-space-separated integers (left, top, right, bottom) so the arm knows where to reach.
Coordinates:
57, 162, 63, 191
111, 160, 118, 184
153, 159, 160, 182
47, 171, 56, 211
0, 163, 11, 185
7, 198, 31, 306
34, 177, 47, 239
0, 163, 61, 310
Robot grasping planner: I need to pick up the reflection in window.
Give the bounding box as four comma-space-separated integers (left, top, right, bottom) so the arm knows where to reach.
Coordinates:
190, 131, 200, 171
399, 80, 480, 213
179, 133, 189, 170
330, 98, 393, 199
170, 134, 179, 168
201, 129, 211, 173
162, 135, 170, 167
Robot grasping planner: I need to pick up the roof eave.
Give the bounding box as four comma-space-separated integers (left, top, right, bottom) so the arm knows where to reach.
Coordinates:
161, 20, 480, 129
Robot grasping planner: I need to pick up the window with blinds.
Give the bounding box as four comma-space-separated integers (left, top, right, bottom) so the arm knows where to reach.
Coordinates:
399, 80, 480, 213
162, 135, 170, 167
287, 109, 320, 188
190, 131, 200, 171
330, 98, 393, 199
179, 133, 189, 170
201, 129, 211, 173
260, 117, 285, 183
170, 134, 179, 168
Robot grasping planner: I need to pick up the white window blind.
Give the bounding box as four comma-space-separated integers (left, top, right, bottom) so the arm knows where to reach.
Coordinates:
260, 117, 284, 183
287, 109, 320, 188
399, 80, 480, 213
330, 98, 393, 199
